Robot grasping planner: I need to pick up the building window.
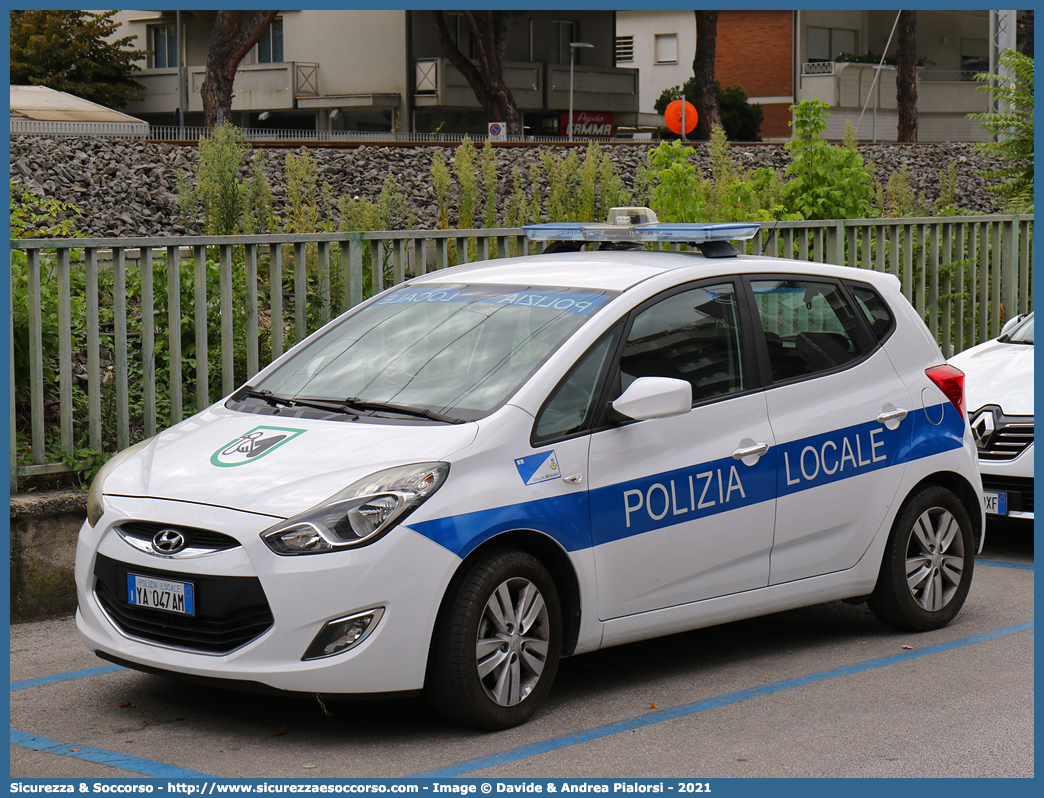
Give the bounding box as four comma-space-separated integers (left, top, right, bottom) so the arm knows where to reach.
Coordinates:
807, 27, 857, 62
616, 35, 634, 63
151, 24, 177, 69
444, 12, 473, 58
257, 18, 283, 63
551, 20, 577, 64
961, 39, 989, 76
655, 33, 678, 64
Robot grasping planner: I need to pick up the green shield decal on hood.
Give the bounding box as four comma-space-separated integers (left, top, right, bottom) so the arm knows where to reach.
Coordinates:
210, 426, 306, 467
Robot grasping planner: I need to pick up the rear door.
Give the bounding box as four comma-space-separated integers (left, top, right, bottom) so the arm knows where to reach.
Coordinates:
747, 276, 914, 585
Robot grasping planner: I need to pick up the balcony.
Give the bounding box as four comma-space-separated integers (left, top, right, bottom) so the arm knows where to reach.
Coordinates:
797, 61, 990, 141
414, 58, 639, 114
126, 62, 320, 115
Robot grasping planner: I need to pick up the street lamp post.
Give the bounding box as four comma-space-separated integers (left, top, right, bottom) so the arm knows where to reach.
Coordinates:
568, 41, 594, 142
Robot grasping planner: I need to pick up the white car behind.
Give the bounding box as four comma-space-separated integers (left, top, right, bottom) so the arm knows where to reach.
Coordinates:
949, 312, 1034, 520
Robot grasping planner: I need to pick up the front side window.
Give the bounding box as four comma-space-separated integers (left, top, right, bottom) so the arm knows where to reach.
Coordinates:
252, 284, 616, 422
752, 279, 863, 381
534, 331, 618, 443
151, 24, 177, 69
618, 282, 745, 403
258, 18, 284, 63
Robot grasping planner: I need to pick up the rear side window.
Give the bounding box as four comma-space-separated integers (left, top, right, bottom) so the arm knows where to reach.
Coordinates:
751, 279, 865, 381
847, 282, 895, 342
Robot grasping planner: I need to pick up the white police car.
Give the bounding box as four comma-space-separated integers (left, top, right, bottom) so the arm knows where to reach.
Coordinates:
949, 312, 1033, 520
76, 209, 985, 729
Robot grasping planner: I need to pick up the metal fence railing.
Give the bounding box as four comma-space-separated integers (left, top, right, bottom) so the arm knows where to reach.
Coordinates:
10, 215, 1033, 490
12, 122, 646, 145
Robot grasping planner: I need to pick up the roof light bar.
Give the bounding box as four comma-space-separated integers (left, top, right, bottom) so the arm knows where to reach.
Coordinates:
522, 207, 761, 245
632, 222, 761, 243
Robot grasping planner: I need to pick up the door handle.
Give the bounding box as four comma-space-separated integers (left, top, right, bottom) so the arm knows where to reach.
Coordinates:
877, 408, 908, 430
733, 442, 770, 462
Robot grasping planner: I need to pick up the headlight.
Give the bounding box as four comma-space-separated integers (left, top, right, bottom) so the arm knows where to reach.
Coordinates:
261, 462, 449, 555
86, 438, 154, 527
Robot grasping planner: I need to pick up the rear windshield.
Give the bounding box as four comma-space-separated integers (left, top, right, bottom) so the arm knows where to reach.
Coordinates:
252, 284, 616, 422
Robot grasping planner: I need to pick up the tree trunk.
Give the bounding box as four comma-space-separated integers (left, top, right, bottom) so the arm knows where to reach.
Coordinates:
896, 10, 918, 142
200, 10, 279, 128
692, 11, 722, 141
432, 11, 521, 135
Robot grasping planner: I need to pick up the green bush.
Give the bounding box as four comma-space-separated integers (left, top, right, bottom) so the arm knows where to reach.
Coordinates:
654, 79, 763, 141
783, 100, 874, 220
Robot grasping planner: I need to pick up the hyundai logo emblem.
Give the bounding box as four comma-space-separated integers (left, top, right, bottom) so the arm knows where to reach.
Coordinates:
152, 529, 187, 554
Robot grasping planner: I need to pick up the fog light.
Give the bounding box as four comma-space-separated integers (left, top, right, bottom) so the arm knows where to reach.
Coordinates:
302, 608, 385, 660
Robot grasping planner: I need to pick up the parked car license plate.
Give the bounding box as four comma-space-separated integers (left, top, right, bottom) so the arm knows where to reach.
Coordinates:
127, 573, 194, 615
983, 491, 1008, 516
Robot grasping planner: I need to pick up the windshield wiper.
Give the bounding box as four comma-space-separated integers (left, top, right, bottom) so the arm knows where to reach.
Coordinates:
242, 389, 359, 416
342, 397, 466, 424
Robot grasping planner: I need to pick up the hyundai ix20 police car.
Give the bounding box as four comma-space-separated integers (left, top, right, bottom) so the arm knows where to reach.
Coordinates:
77, 208, 985, 729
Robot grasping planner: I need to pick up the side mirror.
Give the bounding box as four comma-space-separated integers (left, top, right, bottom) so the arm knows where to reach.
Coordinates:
999, 314, 1025, 339
609, 377, 692, 422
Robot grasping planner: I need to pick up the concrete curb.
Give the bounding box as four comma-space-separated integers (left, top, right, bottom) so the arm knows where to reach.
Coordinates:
10, 490, 86, 622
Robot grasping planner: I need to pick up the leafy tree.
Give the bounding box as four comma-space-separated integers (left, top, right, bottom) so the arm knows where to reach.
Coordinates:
200, 11, 278, 128
655, 79, 763, 141
431, 11, 521, 135
691, 11, 722, 140
969, 49, 1034, 212
9, 10, 145, 108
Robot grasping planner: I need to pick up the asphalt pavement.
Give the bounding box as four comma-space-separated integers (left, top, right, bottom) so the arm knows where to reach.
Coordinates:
9, 519, 1034, 779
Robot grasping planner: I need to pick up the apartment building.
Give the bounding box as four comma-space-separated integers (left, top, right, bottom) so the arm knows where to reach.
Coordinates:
616, 9, 1021, 142
108, 10, 640, 137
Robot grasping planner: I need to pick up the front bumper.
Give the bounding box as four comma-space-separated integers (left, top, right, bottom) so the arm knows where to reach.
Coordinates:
979, 442, 1034, 520
75, 496, 460, 694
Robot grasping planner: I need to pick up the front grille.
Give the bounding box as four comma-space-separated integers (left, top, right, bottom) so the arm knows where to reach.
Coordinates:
979, 420, 1034, 461
117, 521, 241, 551
981, 476, 1034, 515
93, 554, 273, 654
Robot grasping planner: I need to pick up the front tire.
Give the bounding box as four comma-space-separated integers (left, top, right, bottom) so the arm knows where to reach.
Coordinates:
427, 549, 562, 729
868, 485, 974, 631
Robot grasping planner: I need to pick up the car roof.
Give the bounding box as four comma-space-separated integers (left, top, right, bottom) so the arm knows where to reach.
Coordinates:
408, 249, 882, 293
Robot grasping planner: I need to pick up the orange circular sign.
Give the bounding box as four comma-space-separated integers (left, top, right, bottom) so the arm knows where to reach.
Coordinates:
664, 99, 698, 135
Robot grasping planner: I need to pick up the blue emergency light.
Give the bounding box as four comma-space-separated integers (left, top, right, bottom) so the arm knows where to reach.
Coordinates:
522, 207, 761, 249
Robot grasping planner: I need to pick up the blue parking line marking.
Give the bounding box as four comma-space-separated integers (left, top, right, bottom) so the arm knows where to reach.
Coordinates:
10, 728, 215, 778
11, 664, 124, 691
976, 558, 1034, 570
414, 620, 1034, 777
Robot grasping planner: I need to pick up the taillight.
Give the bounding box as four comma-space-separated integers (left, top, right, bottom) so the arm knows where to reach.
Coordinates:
925, 364, 965, 419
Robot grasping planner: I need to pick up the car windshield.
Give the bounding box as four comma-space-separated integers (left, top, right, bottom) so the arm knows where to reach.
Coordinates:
1005, 314, 1033, 344
252, 283, 616, 422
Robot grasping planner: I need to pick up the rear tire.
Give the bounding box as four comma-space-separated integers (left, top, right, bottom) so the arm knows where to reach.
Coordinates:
868, 485, 974, 631
426, 549, 562, 729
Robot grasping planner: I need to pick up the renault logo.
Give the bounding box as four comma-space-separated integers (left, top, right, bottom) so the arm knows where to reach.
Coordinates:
152, 529, 187, 554
969, 408, 996, 449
